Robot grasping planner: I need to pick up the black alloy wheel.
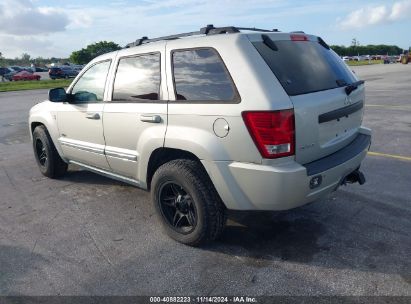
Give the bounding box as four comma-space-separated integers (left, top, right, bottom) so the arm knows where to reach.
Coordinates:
32, 125, 68, 178
158, 182, 197, 234
151, 159, 227, 246
35, 138, 48, 168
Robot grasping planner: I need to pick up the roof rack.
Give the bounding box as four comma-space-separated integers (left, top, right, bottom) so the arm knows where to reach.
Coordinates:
125, 24, 279, 48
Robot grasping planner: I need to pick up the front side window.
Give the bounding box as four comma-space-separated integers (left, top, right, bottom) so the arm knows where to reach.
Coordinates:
113, 53, 161, 101
71, 60, 111, 103
172, 48, 237, 101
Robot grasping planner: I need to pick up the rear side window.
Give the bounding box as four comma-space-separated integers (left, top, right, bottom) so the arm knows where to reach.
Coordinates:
172, 48, 237, 101
113, 53, 160, 101
253, 39, 357, 96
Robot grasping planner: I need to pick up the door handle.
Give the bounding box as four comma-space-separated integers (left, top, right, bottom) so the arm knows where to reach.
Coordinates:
140, 115, 161, 123
86, 113, 100, 120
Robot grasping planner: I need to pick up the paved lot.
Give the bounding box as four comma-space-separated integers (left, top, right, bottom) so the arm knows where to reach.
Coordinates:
0, 64, 410, 296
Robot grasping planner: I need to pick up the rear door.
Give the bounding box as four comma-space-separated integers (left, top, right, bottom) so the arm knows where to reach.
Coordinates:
251, 34, 364, 164
102, 44, 167, 180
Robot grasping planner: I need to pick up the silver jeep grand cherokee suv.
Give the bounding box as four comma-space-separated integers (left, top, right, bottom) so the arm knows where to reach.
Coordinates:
29, 25, 371, 246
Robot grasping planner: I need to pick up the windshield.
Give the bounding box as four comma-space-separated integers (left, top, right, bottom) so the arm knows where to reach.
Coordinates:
252, 39, 357, 96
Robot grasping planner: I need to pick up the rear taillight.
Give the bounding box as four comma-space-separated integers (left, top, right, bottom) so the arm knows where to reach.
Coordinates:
242, 110, 295, 159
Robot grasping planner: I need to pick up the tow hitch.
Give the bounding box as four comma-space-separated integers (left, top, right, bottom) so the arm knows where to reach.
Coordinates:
342, 169, 366, 185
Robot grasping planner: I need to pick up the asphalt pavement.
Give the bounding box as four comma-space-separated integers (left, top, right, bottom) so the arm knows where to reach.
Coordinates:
0, 64, 410, 296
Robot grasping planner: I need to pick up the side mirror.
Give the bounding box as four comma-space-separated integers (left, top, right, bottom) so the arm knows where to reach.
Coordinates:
49, 88, 67, 102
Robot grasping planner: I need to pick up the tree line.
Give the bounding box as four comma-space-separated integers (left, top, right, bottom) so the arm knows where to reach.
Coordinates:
0, 52, 68, 67
69, 41, 405, 63
63, 41, 411, 63
330, 44, 404, 56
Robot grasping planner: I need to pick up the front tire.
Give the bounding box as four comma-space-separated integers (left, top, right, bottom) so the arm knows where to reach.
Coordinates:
151, 159, 226, 246
32, 125, 68, 178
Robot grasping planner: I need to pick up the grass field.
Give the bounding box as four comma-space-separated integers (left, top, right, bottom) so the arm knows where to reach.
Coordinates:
346, 60, 384, 66
0, 79, 72, 92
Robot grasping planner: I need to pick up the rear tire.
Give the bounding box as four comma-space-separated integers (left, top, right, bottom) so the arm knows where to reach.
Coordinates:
151, 159, 226, 246
32, 125, 68, 178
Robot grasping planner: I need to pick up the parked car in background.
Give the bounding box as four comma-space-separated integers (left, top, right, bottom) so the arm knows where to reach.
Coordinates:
12, 71, 41, 81
23, 67, 35, 73
383, 56, 396, 64
0, 67, 11, 77
4, 69, 18, 81
49, 66, 79, 79
9, 66, 24, 73
35, 67, 48, 72
72, 65, 84, 72
371, 55, 382, 60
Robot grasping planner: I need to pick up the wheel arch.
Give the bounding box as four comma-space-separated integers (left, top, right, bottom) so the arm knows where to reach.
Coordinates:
30, 121, 45, 134
145, 147, 206, 191
29, 115, 66, 161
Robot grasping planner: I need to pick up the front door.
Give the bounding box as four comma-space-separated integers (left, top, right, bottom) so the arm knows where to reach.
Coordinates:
57, 60, 112, 170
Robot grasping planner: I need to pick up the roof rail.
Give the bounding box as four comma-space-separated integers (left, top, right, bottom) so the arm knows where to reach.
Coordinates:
125, 24, 280, 48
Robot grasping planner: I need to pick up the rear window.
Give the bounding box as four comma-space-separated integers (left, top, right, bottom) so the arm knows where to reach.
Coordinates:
252, 39, 356, 96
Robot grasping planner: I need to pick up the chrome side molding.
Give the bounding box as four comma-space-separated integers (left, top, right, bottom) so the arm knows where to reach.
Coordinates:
59, 138, 138, 162
59, 137, 105, 155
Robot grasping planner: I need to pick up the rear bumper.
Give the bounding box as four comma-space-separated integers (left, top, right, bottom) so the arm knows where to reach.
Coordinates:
202, 128, 371, 211
303, 132, 371, 176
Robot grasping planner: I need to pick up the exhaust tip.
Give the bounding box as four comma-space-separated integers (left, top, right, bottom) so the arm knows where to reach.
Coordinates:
344, 170, 366, 185
357, 171, 366, 185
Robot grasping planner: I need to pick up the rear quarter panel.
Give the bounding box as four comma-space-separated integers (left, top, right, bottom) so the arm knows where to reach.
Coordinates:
164, 34, 294, 163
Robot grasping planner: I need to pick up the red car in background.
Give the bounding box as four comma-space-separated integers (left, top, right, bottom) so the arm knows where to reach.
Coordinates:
12, 71, 41, 81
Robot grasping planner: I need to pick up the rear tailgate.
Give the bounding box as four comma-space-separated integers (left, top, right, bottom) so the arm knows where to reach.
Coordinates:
250, 33, 364, 164
291, 86, 364, 164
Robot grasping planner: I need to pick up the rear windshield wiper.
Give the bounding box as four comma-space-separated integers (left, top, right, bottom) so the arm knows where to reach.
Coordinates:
344, 80, 365, 95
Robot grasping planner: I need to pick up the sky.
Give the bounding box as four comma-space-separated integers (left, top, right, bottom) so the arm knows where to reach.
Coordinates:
0, 0, 410, 58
